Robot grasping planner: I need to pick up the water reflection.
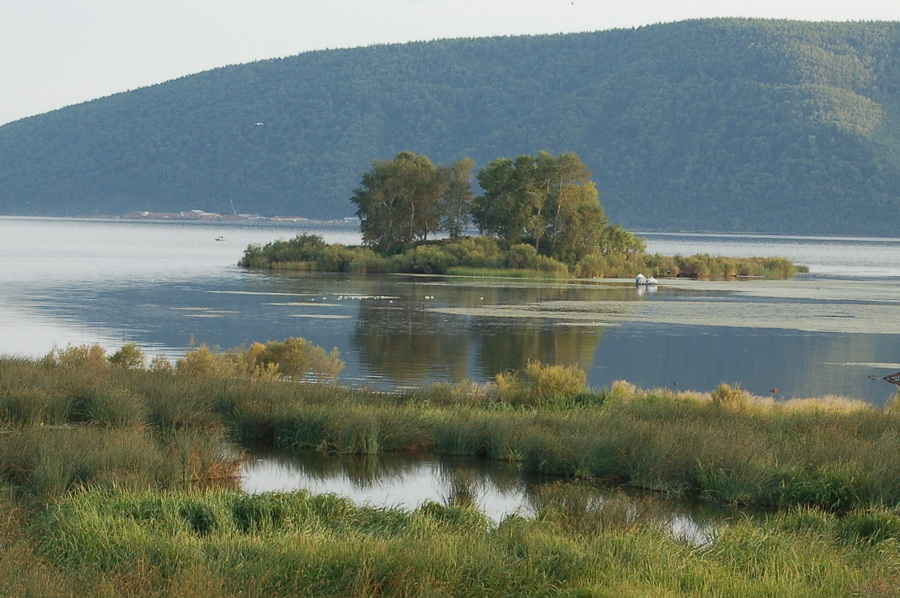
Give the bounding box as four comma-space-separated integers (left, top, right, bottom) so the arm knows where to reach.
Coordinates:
3, 218, 900, 404
352, 278, 613, 381
241, 449, 751, 544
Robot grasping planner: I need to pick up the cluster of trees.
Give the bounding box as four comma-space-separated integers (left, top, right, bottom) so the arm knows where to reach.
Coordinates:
350, 150, 643, 265
349, 152, 474, 252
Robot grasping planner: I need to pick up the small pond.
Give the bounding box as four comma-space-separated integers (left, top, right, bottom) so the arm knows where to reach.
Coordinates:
241, 449, 760, 544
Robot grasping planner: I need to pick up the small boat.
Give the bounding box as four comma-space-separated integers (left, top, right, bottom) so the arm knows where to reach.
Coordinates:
215, 236, 225, 241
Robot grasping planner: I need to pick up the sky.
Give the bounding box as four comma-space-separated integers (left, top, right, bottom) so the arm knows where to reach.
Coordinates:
3, 0, 900, 126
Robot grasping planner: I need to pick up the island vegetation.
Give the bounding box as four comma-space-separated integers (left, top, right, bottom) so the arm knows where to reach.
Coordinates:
239, 151, 806, 280
1, 340, 899, 595
3, 19, 900, 236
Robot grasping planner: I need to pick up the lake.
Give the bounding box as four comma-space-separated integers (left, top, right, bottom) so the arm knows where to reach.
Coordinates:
1, 216, 899, 405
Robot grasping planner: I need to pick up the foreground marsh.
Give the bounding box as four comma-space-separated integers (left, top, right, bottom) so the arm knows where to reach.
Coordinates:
1, 343, 900, 595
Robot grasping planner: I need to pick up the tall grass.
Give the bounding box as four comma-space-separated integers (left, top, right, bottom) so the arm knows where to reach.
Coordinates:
26, 485, 900, 597
3, 344, 900, 595
3, 349, 900, 511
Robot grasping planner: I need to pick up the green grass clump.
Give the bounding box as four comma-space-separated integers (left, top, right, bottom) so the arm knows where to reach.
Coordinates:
24, 485, 900, 597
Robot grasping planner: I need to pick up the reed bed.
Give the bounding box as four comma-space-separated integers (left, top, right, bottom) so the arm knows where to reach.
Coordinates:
3, 349, 900, 511
3, 345, 900, 595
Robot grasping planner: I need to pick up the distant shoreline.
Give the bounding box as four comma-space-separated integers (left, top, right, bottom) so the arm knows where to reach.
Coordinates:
0, 212, 359, 226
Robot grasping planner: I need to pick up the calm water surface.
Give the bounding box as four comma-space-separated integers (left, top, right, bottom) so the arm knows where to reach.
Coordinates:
240, 449, 748, 542
1, 217, 899, 404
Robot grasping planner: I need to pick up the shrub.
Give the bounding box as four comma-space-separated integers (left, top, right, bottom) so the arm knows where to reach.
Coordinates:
503, 244, 570, 275
393, 245, 456, 274
493, 361, 587, 406
42, 344, 108, 370
442, 237, 503, 268
573, 251, 608, 278
710, 382, 752, 412
108, 343, 146, 369
244, 338, 345, 382
175, 345, 243, 378
314, 244, 355, 271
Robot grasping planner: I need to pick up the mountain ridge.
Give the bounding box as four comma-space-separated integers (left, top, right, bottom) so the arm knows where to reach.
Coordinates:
2, 18, 899, 235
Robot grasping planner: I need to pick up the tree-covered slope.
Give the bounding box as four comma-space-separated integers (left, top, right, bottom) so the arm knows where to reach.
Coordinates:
2, 19, 900, 235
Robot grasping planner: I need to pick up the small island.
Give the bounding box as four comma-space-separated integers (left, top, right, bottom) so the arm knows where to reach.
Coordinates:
240, 151, 806, 280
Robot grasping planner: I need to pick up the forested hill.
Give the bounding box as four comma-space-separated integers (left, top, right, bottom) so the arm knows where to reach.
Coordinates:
2, 19, 900, 235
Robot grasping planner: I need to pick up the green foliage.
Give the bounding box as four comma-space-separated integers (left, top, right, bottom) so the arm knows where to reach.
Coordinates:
504, 243, 570, 274
4, 20, 900, 235
390, 244, 456, 274
350, 151, 473, 252
24, 484, 900, 597
108, 343, 146, 370
493, 360, 587, 407
238, 233, 328, 268
474, 151, 608, 265
4, 345, 900, 595
244, 338, 345, 382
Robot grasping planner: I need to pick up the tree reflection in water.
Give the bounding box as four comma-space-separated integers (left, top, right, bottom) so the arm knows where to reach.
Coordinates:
353, 277, 622, 382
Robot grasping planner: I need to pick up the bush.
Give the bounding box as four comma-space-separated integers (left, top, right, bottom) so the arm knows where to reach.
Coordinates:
504, 244, 569, 275
108, 343, 146, 369
442, 237, 503, 268
245, 338, 345, 382
710, 382, 752, 412
238, 233, 328, 268
42, 344, 108, 370
392, 245, 456, 274
493, 361, 587, 406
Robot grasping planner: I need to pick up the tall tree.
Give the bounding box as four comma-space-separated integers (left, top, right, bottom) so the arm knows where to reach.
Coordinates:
474, 151, 608, 264
439, 157, 476, 240
472, 155, 541, 246
350, 151, 448, 252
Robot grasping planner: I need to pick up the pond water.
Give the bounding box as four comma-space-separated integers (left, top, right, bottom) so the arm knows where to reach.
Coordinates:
1, 216, 899, 404
240, 448, 750, 543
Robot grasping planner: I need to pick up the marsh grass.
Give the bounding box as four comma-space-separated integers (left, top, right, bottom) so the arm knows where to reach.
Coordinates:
239, 234, 804, 280
4, 344, 900, 594
22, 485, 899, 597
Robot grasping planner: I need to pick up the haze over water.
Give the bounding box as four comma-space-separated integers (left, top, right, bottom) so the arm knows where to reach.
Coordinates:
1, 216, 898, 405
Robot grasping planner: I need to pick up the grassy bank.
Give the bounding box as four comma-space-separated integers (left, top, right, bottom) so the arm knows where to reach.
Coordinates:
238, 234, 807, 279
1, 343, 899, 596
9, 485, 895, 597
2, 347, 899, 510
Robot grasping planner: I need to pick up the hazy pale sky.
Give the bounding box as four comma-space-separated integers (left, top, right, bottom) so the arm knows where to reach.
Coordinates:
3, 0, 900, 126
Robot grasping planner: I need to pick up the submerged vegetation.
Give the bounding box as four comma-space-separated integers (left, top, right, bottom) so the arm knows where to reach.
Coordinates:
1, 341, 898, 595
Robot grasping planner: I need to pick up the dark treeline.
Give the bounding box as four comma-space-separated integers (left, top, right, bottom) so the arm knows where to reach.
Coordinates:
2, 19, 900, 234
